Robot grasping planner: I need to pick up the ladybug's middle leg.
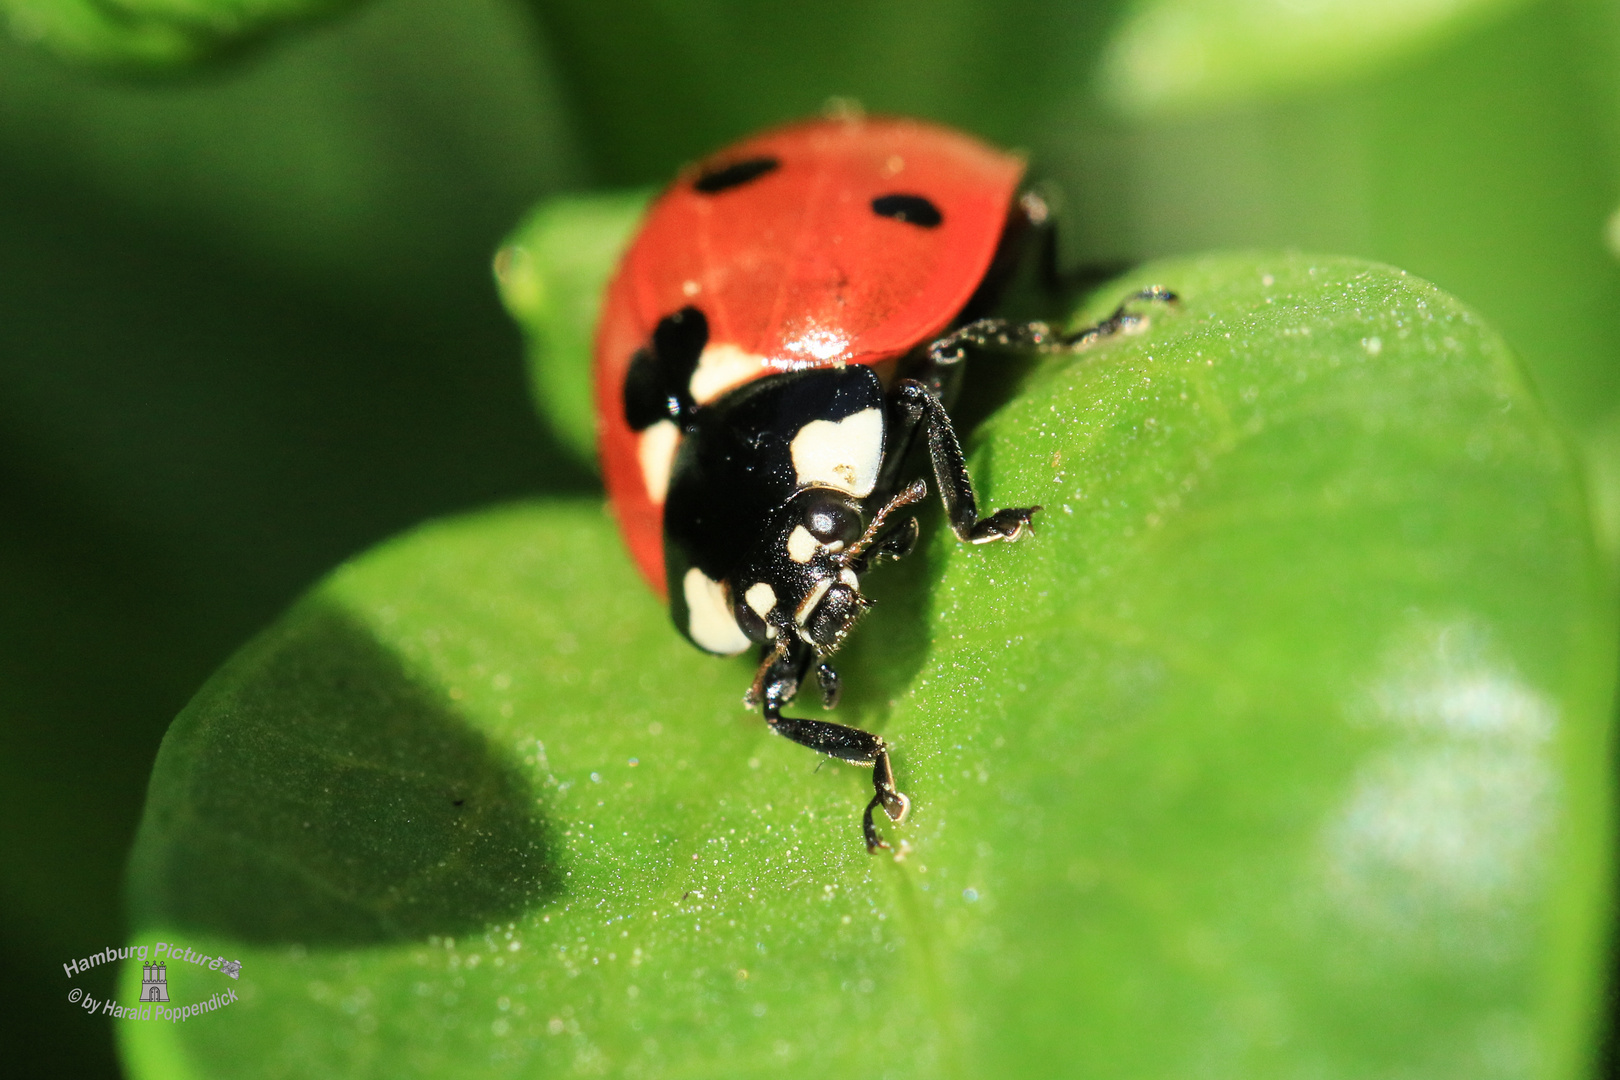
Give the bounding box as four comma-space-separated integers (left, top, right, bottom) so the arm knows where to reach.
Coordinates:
924, 285, 1176, 372
893, 379, 1041, 545
902, 286, 1178, 543
1060, 285, 1178, 349
752, 643, 909, 852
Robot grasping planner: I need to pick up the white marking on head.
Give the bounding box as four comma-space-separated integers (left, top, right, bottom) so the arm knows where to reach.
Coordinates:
690, 343, 767, 405
681, 279, 701, 297
796, 577, 833, 626
682, 568, 750, 655
744, 581, 777, 619
839, 568, 859, 587
786, 525, 819, 564
790, 408, 882, 497
786, 526, 848, 564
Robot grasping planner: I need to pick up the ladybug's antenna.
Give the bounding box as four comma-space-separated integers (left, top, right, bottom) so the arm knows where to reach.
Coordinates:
842, 480, 927, 563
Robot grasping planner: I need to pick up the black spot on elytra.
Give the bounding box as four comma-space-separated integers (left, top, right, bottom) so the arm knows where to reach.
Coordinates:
622, 349, 670, 431
623, 306, 709, 431
872, 193, 942, 228
693, 156, 780, 194
653, 306, 709, 374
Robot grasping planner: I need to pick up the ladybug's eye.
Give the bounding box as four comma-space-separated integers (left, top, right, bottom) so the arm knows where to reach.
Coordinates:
803, 499, 861, 546
871, 193, 942, 228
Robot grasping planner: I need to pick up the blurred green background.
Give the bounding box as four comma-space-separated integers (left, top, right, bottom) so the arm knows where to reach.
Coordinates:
2, 0, 1616, 1076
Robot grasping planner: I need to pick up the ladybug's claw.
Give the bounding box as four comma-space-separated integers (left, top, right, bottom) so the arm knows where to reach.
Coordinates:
966, 505, 1041, 544
1062, 285, 1178, 349
873, 749, 909, 822
763, 675, 909, 854
862, 803, 889, 853
862, 749, 910, 853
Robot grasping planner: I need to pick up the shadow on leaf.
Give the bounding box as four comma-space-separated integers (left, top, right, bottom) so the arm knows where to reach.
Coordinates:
126, 600, 560, 946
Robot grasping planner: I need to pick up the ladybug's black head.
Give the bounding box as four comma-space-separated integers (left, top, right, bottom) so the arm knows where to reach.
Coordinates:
731, 488, 873, 652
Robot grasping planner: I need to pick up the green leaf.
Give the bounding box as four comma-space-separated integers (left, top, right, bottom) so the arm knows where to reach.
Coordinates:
122, 253, 1612, 1078
1096, 0, 1535, 118
2, 0, 362, 71
496, 190, 652, 467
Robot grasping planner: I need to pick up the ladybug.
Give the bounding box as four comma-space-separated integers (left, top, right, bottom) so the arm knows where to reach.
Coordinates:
594, 115, 1170, 852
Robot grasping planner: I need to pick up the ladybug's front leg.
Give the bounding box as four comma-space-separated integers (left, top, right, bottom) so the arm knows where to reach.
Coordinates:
815, 661, 841, 709
754, 647, 910, 852
893, 380, 1042, 545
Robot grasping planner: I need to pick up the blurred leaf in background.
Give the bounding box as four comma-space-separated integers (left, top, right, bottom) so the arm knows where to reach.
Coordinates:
495, 190, 650, 462
1096, 0, 1538, 117
1074, 0, 1620, 560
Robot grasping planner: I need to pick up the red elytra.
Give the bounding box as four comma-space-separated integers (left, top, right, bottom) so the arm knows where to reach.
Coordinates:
593, 116, 1027, 598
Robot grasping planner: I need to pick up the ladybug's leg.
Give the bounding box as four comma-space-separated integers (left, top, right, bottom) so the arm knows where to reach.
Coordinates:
924, 286, 1176, 372
745, 639, 839, 710
843, 479, 926, 573
925, 318, 1058, 371
744, 638, 802, 710
1059, 285, 1179, 349
1017, 190, 1130, 299
894, 379, 1042, 545
901, 287, 1175, 544
903, 289, 1175, 544
864, 513, 920, 566
760, 676, 910, 853
815, 662, 841, 709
